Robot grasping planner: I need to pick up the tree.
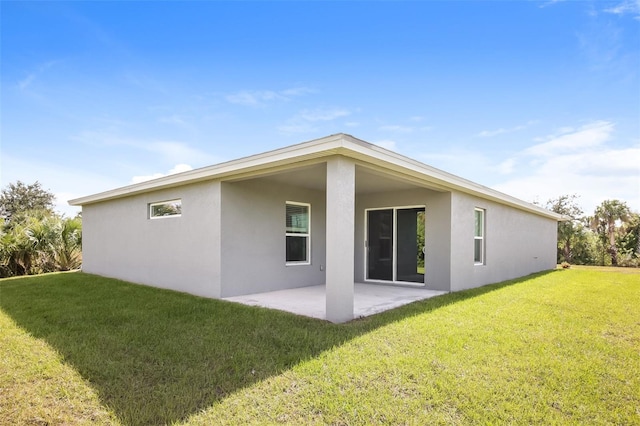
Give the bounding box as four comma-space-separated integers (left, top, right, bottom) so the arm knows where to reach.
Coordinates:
592, 200, 631, 266
0, 181, 82, 277
0, 219, 33, 276
617, 212, 640, 266
0, 214, 82, 277
54, 216, 83, 271
545, 194, 584, 263
0, 181, 55, 223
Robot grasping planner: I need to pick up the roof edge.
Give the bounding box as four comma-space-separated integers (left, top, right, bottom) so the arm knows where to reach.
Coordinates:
69, 133, 562, 221
69, 133, 348, 206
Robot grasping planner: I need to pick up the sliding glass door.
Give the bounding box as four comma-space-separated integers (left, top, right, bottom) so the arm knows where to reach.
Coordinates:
366, 207, 425, 284
367, 209, 394, 281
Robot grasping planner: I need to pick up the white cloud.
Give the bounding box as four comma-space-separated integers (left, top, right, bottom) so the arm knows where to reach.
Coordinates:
1, 154, 119, 218
54, 192, 83, 217
497, 158, 516, 175
378, 118, 433, 134
493, 120, 640, 213
379, 125, 413, 133
539, 0, 567, 9
276, 123, 317, 134
280, 87, 316, 97
131, 164, 193, 184
226, 86, 315, 107
278, 107, 352, 134
145, 141, 210, 164
74, 130, 217, 165
420, 149, 493, 181
226, 90, 285, 106
604, 0, 640, 19
418, 120, 639, 214
493, 166, 639, 215
17, 61, 58, 91
18, 74, 36, 91
373, 140, 398, 151
477, 127, 514, 137
122, 72, 169, 94
476, 121, 536, 138
299, 108, 351, 122
158, 115, 190, 126
523, 120, 613, 156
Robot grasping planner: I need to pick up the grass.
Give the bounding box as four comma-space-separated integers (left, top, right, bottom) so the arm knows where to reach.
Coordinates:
1, 268, 638, 425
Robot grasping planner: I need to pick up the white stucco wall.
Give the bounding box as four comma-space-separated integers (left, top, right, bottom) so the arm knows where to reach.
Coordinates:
449, 192, 557, 291
219, 178, 327, 297
354, 188, 556, 292
82, 180, 222, 298
80, 164, 557, 302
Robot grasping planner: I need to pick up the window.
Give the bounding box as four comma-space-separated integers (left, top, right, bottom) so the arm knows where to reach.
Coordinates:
150, 199, 182, 219
474, 208, 485, 265
286, 202, 310, 264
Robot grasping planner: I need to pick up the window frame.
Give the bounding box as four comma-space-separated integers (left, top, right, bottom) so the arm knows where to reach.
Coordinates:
149, 199, 182, 219
285, 201, 311, 266
474, 208, 485, 265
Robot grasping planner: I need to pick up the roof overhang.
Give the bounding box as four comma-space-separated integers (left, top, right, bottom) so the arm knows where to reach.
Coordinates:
69, 133, 562, 221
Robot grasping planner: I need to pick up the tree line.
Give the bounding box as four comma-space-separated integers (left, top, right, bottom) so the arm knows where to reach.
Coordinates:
543, 195, 639, 267
0, 181, 82, 278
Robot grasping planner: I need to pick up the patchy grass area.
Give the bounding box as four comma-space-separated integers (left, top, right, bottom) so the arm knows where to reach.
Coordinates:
1, 269, 638, 425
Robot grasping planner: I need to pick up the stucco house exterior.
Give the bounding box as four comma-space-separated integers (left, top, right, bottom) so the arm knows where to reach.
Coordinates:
69, 133, 561, 322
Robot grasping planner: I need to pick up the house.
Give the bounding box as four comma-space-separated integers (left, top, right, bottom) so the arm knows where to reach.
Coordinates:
69, 134, 561, 322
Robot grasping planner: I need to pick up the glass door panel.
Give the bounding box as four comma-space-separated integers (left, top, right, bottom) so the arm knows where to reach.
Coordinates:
366, 209, 393, 281
396, 208, 425, 283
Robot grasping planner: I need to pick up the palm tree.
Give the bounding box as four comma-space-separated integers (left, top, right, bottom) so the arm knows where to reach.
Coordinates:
592, 200, 631, 266
55, 217, 82, 271
1, 214, 83, 277
0, 222, 33, 276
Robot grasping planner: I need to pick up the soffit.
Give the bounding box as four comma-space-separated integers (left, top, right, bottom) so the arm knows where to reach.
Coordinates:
252, 162, 434, 194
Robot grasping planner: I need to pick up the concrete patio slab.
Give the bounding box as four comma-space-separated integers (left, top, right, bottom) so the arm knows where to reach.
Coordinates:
223, 283, 448, 321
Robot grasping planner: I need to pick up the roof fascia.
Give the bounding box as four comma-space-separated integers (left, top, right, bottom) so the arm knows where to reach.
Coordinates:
335, 136, 562, 220
69, 133, 562, 220
69, 134, 345, 206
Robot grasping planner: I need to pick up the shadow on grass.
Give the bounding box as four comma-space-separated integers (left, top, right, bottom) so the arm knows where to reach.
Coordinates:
0, 270, 555, 425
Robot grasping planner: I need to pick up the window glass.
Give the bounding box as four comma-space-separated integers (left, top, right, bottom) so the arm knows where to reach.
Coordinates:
474, 208, 485, 264
286, 204, 309, 234
286, 236, 308, 262
286, 202, 310, 264
474, 239, 483, 263
474, 209, 483, 237
150, 200, 182, 218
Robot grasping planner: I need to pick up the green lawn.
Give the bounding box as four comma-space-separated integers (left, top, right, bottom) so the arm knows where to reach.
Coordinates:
1, 268, 638, 425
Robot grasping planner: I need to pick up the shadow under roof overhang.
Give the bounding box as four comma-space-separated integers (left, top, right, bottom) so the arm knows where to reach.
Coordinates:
221, 156, 451, 196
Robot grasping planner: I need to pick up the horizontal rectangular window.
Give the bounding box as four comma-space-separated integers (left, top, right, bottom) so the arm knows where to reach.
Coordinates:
286, 202, 310, 264
150, 199, 182, 219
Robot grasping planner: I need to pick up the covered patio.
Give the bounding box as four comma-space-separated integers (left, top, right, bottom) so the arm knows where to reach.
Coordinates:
217, 152, 455, 323
223, 283, 448, 321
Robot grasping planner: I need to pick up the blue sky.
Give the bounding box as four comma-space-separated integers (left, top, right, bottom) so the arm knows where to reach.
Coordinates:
2, 1, 639, 217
